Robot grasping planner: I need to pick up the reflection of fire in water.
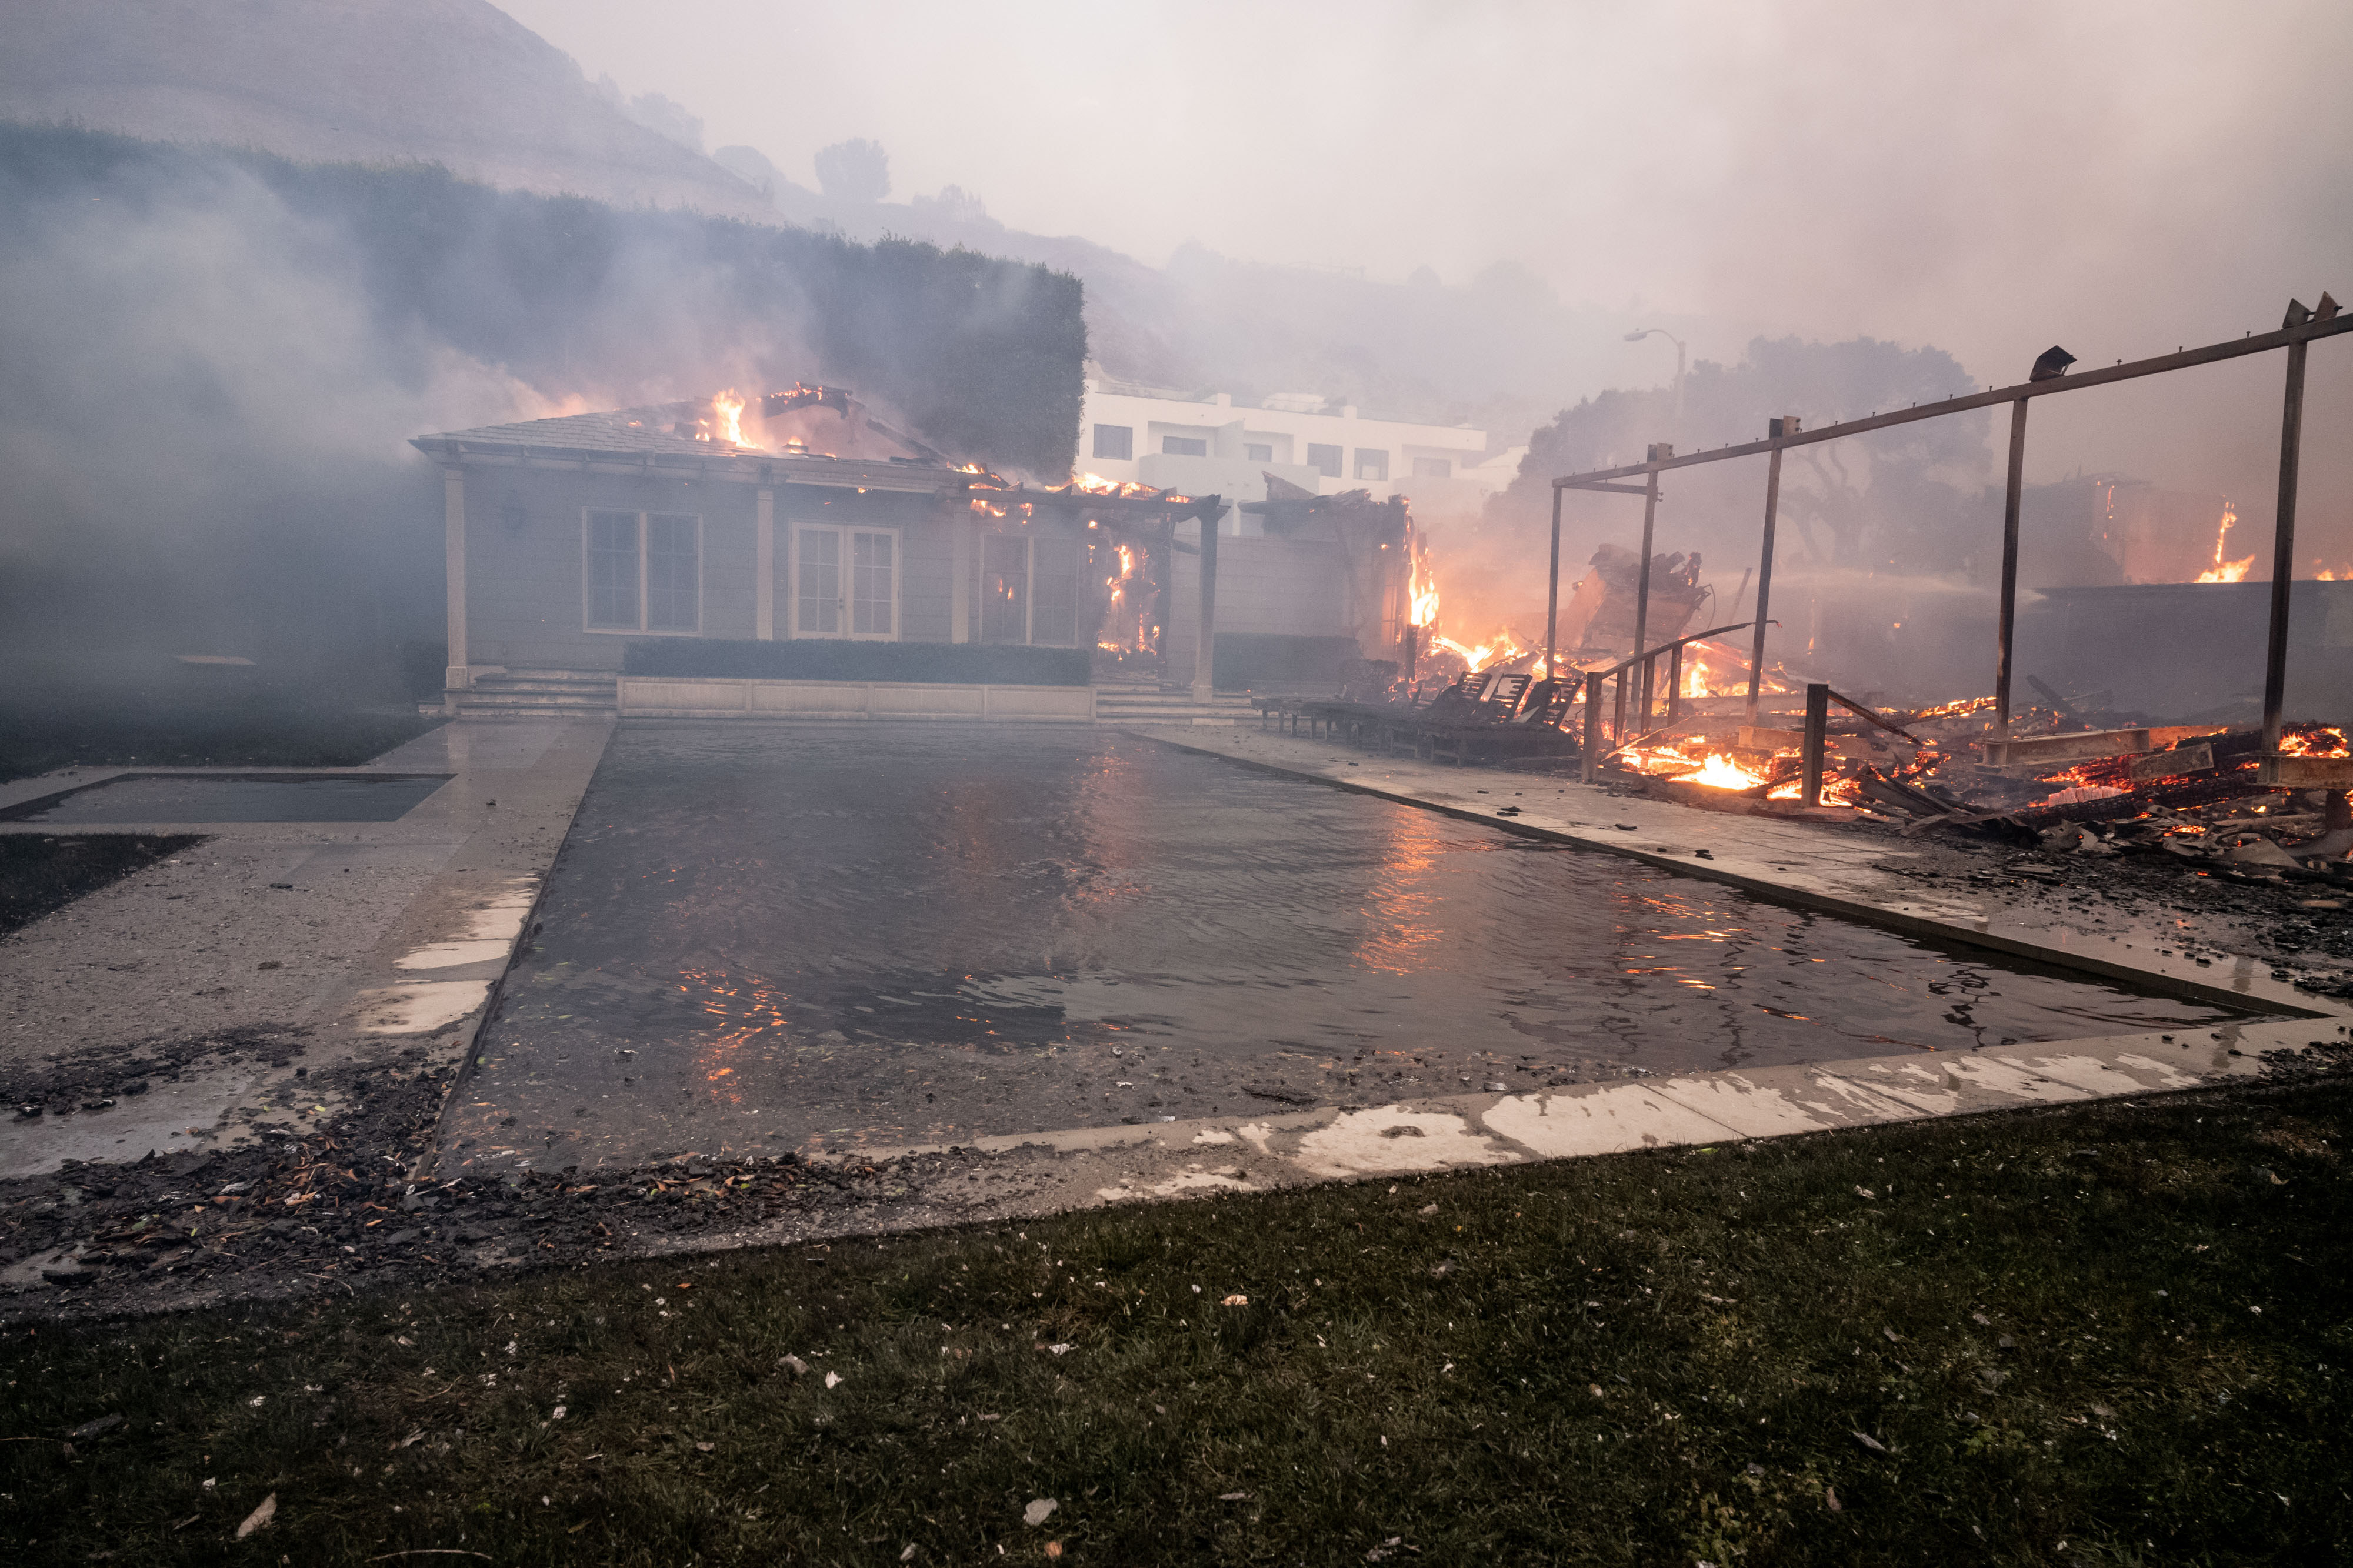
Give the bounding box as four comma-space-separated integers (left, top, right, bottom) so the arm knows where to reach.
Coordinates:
678, 966, 792, 1102
2195, 501, 2252, 583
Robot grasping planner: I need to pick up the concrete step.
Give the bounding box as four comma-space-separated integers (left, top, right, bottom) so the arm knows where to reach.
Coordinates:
1096, 692, 1257, 708
467, 688, 615, 702
462, 679, 615, 692
453, 670, 618, 716
471, 672, 618, 693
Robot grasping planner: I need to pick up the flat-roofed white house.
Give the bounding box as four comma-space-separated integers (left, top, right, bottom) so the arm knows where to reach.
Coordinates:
1077, 371, 1525, 529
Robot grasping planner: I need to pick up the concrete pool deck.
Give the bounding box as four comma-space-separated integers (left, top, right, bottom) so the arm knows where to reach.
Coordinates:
0, 718, 614, 1179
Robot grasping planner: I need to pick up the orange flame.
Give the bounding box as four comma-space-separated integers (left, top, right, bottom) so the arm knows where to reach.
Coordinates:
1689, 753, 1769, 789
2281, 726, 2349, 756
1408, 540, 1439, 628
2195, 501, 2252, 583
1430, 631, 1525, 673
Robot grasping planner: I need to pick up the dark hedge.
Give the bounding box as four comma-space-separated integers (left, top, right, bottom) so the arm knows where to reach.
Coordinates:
624, 639, 1091, 686
0, 122, 1085, 477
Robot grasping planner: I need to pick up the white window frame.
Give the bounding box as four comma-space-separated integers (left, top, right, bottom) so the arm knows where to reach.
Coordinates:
581, 509, 702, 636
788, 522, 901, 641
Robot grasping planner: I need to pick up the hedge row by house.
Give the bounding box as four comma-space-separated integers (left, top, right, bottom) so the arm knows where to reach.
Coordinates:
623, 639, 1091, 687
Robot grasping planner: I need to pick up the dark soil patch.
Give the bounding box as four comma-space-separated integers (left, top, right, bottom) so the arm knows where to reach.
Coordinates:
0, 833, 207, 936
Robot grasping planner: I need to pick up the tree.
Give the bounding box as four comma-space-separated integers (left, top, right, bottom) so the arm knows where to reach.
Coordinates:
815, 138, 890, 203
1499, 336, 1991, 572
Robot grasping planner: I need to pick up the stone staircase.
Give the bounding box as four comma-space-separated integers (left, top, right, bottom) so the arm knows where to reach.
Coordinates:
450, 669, 618, 720
1093, 682, 1259, 726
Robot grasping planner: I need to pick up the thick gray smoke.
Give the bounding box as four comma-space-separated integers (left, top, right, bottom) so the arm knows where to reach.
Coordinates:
0, 168, 552, 695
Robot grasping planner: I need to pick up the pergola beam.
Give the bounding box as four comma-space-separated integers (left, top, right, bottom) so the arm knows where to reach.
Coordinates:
1548, 314, 2353, 492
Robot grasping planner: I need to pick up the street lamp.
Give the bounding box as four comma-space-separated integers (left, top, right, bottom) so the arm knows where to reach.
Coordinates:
1625, 327, 1687, 420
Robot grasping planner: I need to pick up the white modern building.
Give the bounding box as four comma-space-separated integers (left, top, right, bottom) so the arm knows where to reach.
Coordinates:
1078, 369, 1525, 529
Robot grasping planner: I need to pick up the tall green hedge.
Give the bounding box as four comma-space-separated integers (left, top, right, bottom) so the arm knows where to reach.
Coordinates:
0, 123, 1085, 476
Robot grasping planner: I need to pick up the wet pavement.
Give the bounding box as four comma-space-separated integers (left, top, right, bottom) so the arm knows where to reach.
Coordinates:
450, 725, 2238, 1171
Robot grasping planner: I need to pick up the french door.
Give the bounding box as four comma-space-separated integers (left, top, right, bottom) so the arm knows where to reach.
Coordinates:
794, 525, 898, 639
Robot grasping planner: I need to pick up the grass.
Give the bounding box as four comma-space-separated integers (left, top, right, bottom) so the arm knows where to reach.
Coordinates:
0, 699, 444, 783
0, 833, 209, 936
4, 1080, 2349, 1565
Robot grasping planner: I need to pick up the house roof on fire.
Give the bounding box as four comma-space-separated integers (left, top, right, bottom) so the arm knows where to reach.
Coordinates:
411, 388, 961, 490
414, 389, 1227, 521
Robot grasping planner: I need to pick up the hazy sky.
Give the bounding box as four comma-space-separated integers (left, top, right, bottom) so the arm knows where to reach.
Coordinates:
499, 0, 2352, 546
499, 2, 2351, 364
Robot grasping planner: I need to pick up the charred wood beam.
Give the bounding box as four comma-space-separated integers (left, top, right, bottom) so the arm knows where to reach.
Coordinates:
2262, 336, 2310, 752
1801, 683, 1831, 808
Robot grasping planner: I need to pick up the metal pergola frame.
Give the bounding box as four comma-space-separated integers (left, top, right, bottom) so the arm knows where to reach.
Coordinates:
1541, 308, 2352, 750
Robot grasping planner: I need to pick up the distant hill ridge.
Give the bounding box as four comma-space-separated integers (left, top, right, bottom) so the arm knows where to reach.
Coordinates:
0, 0, 1624, 443
0, 0, 771, 219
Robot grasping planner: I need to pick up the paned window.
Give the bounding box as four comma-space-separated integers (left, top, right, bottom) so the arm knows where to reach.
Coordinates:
1031, 537, 1078, 646
1306, 443, 1342, 478
586, 510, 640, 629
1161, 436, 1208, 457
1354, 449, 1390, 482
645, 513, 700, 631
851, 531, 895, 636
981, 534, 1029, 643
795, 525, 899, 639
585, 510, 698, 633
1092, 424, 1133, 461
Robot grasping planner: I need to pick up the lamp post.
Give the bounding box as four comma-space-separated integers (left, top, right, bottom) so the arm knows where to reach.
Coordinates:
1625, 327, 1687, 420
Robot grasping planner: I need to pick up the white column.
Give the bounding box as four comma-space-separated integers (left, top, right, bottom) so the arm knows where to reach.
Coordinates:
950, 511, 974, 643
442, 463, 469, 694
755, 486, 775, 640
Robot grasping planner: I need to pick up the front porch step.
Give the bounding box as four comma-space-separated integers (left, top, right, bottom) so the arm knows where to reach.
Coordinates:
451, 669, 618, 718
1095, 690, 1258, 726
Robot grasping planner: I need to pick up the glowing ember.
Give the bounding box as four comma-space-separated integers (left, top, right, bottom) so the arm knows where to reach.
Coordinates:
2195, 501, 2252, 583
2281, 725, 2349, 756
1913, 695, 1999, 719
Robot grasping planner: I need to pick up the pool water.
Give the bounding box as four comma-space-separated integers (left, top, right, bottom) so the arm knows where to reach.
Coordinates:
9, 773, 452, 824
450, 726, 2237, 1167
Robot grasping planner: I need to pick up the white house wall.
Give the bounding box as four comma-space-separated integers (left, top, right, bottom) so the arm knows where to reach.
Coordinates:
1081, 386, 1505, 516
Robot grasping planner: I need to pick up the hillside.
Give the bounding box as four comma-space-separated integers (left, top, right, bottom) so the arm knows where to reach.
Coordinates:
0, 0, 771, 220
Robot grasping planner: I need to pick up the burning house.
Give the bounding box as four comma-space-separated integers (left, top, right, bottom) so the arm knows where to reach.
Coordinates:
411, 388, 1224, 716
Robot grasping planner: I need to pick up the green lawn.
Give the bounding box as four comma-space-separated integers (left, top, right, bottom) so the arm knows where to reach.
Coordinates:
5, 1079, 2348, 1565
